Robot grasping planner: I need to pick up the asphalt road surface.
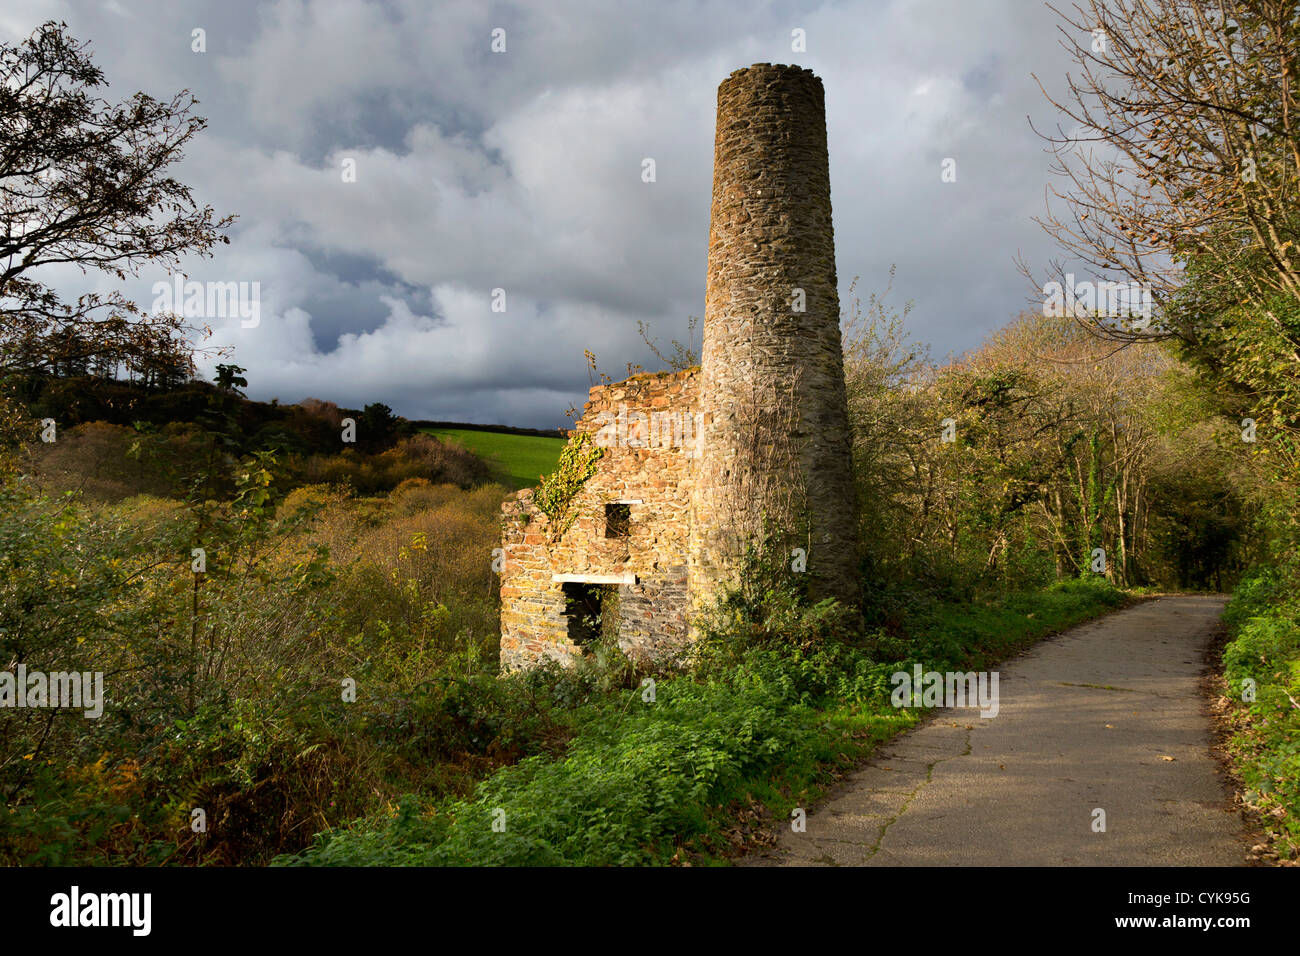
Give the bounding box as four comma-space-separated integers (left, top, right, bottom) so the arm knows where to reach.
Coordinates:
746, 595, 1247, 866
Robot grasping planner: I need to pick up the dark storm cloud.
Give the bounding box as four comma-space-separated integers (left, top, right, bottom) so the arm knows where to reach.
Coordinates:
5, 0, 1080, 429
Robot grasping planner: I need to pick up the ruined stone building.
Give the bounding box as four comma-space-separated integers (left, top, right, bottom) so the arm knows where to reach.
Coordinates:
499, 64, 858, 670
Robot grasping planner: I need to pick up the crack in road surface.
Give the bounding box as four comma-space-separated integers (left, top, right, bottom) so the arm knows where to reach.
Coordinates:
745, 595, 1248, 867
854, 726, 974, 864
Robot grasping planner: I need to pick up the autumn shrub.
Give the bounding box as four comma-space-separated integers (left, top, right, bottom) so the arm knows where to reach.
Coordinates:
296, 434, 490, 495
279, 482, 352, 519
390, 434, 491, 487
390, 477, 466, 516
24, 420, 213, 501
0, 455, 523, 866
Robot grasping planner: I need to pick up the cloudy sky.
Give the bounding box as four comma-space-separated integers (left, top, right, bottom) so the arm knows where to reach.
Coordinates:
4, 0, 1089, 429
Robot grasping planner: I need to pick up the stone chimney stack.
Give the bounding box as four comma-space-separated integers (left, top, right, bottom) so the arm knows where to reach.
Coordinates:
688, 63, 859, 612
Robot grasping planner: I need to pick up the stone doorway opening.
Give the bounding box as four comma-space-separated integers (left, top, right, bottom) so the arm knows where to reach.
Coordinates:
560, 581, 620, 649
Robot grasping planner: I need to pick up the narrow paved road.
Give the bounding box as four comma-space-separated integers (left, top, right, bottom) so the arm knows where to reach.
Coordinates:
747, 595, 1247, 866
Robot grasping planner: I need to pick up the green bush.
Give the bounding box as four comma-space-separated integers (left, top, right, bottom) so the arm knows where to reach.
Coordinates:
279, 648, 836, 866
279, 573, 1123, 867
1220, 563, 1300, 859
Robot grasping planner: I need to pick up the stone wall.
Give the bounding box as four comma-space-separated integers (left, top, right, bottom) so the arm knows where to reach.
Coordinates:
499, 368, 700, 669
499, 62, 861, 671
688, 63, 860, 612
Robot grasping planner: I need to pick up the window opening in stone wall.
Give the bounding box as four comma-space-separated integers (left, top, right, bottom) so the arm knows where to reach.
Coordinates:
605, 503, 631, 538
562, 582, 612, 647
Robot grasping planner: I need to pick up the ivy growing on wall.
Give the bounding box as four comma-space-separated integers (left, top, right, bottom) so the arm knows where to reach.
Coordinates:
535, 431, 603, 538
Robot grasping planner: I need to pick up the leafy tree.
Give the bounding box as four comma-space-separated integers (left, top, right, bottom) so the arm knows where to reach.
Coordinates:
1031, 0, 1299, 549
1029, 0, 1299, 338
213, 364, 248, 396
355, 401, 409, 452
0, 21, 234, 379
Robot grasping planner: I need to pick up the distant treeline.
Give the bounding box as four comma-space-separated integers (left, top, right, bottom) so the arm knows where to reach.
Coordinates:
11, 371, 494, 498
12, 371, 397, 456
411, 420, 569, 439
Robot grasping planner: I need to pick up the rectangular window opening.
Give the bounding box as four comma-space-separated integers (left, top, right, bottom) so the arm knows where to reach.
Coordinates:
562, 582, 619, 648
605, 503, 631, 538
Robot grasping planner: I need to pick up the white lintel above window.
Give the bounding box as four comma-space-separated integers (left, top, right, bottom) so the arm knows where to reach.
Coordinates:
552, 572, 638, 586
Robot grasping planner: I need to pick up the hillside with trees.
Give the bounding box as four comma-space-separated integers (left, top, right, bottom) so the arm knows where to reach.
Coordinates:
1, 2, 1297, 870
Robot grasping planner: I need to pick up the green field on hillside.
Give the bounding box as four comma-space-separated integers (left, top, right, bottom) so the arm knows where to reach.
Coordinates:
425, 428, 566, 489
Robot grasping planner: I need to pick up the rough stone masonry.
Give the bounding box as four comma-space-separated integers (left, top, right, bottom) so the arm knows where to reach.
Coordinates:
499, 64, 859, 670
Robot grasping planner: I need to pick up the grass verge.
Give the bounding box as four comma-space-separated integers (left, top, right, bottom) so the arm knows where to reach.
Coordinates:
275, 577, 1127, 866
1218, 565, 1300, 863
